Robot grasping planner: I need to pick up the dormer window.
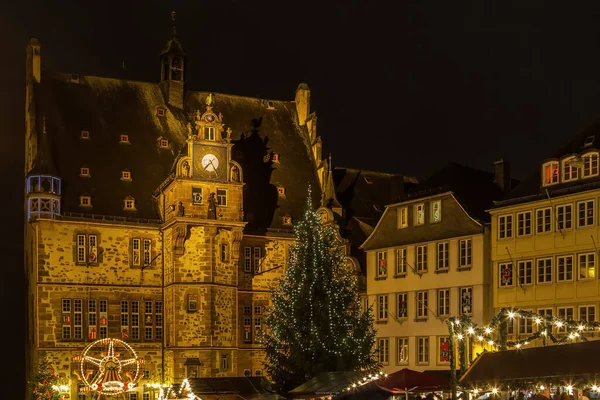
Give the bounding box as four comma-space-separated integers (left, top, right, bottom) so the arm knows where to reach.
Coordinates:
80, 196, 92, 207
156, 107, 166, 117
277, 186, 286, 197
283, 216, 292, 225
364, 176, 373, 184
204, 126, 215, 141
415, 204, 425, 225
121, 170, 131, 181
584, 135, 596, 148
81, 130, 90, 139
562, 157, 579, 182
542, 162, 559, 186
80, 167, 90, 177
271, 152, 280, 163
120, 134, 130, 143
431, 200, 441, 222
583, 153, 600, 177
159, 139, 169, 148
266, 100, 275, 110
124, 197, 136, 211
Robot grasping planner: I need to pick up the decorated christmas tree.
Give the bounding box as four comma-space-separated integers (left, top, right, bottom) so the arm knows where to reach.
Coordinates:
29, 356, 61, 400
262, 189, 379, 391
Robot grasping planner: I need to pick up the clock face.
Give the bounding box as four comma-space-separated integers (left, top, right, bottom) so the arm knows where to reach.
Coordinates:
206, 114, 214, 122
193, 144, 227, 181
202, 154, 219, 171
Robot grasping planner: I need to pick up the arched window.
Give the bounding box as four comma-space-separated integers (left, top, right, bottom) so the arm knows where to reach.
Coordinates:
562, 157, 579, 182
583, 152, 599, 178
542, 161, 559, 186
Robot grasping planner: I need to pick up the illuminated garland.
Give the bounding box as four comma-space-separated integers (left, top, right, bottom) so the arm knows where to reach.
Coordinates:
153, 379, 202, 399
447, 308, 600, 395
343, 371, 388, 392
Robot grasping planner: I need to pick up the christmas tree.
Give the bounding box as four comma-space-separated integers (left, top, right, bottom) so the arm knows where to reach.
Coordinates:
262, 189, 379, 391
29, 356, 61, 400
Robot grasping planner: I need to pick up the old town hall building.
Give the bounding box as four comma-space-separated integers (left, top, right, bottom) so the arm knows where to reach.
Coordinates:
23, 27, 391, 398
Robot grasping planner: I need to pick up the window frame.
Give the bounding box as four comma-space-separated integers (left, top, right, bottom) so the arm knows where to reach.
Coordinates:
376, 251, 388, 278
396, 293, 408, 319
542, 161, 559, 186
582, 152, 599, 178
537, 258, 553, 284
556, 204, 573, 230
415, 245, 428, 273
377, 338, 390, 365
396, 337, 409, 365
398, 207, 408, 229
518, 309, 533, 335
578, 252, 596, 280
217, 189, 227, 206
562, 157, 579, 182
377, 295, 388, 321
80, 196, 92, 207
415, 203, 425, 226
416, 291, 428, 319
395, 248, 407, 276
517, 260, 533, 286
437, 288, 450, 317
557, 306, 574, 334
499, 262, 514, 287
577, 199, 595, 228
459, 239, 472, 269
416, 336, 429, 365
498, 214, 513, 239
124, 198, 136, 210
204, 126, 216, 141
120, 134, 130, 143
459, 287, 473, 315
243, 247, 252, 272
436, 242, 449, 272
431, 200, 442, 223
517, 211, 532, 236
536, 207, 552, 234
437, 336, 451, 364
556, 254, 574, 282
75, 233, 99, 266
580, 305, 596, 330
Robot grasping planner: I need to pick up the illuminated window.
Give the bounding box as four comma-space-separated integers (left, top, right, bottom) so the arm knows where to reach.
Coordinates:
282, 215, 292, 225
220, 243, 229, 262
221, 354, 229, 370
124, 198, 136, 210
80, 167, 90, 177
80, 196, 92, 207
579, 253, 596, 280
583, 152, 599, 177
398, 207, 408, 228
159, 139, 169, 148
519, 309, 533, 335
121, 170, 131, 181
277, 186, 286, 197
376, 251, 387, 278
397, 337, 409, 365
438, 337, 450, 364
253, 247, 262, 273
562, 157, 579, 182
81, 130, 90, 139
415, 204, 425, 225
580, 306, 596, 326
244, 247, 252, 272
120, 134, 130, 143
156, 107, 166, 117
417, 337, 429, 364
542, 161, 559, 185
557, 307, 574, 334
431, 200, 441, 222
271, 152, 280, 163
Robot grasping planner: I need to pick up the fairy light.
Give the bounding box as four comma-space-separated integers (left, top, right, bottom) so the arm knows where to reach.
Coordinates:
457, 334, 464, 340
508, 311, 515, 318
473, 389, 479, 395
555, 321, 563, 328
467, 327, 475, 335
488, 340, 494, 345
540, 385, 545, 390
535, 318, 541, 324
485, 327, 492, 334
578, 325, 585, 331
566, 385, 573, 395
477, 336, 484, 341
515, 343, 521, 349
492, 388, 498, 394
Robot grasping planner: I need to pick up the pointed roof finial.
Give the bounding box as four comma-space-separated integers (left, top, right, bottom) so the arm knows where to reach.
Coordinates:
171, 11, 177, 37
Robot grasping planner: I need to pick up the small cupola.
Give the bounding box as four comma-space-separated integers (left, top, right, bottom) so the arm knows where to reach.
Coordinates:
159, 11, 187, 109
26, 116, 61, 220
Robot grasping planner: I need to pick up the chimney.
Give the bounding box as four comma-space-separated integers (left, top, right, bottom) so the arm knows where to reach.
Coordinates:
494, 159, 512, 193
295, 83, 310, 126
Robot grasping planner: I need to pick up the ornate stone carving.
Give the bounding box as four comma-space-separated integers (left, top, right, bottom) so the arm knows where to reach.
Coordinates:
231, 228, 244, 261
174, 225, 188, 256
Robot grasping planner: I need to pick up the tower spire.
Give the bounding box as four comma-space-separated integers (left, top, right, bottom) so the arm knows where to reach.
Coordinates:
171, 10, 177, 38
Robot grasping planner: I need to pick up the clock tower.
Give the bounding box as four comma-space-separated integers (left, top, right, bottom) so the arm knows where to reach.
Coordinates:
157, 93, 246, 380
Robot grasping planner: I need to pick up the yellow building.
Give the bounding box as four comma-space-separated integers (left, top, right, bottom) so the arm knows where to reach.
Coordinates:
490, 128, 600, 345
361, 163, 511, 374
24, 30, 329, 399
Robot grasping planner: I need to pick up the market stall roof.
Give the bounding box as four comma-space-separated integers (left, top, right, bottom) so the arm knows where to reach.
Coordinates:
288, 371, 367, 398
168, 377, 284, 400
378, 368, 451, 392
333, 381, 396, 400
460, 340, 600, 385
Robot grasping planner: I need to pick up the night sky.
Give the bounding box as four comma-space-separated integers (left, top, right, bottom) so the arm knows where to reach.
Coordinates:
4, 0, 600, 395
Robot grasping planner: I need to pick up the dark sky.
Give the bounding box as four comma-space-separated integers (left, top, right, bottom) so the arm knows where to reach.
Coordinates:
4, 0, 600, 396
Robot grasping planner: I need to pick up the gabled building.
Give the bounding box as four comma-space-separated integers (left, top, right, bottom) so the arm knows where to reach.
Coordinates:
360, 162, 513, 373
24, 28, 329, 399
490, 124, 600, 345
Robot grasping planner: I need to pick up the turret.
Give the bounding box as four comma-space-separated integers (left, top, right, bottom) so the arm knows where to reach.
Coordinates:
26, 117, 61, 220
159, 11, 187, 109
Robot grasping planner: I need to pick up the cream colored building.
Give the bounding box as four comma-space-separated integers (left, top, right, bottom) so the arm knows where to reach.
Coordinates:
361, 163, 510, 374
490, 130, 600, 344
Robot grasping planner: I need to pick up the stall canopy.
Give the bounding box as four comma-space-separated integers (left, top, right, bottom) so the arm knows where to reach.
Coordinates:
288, 371, 368, 399
460, 340, 600, 386
169, 377, 285, 400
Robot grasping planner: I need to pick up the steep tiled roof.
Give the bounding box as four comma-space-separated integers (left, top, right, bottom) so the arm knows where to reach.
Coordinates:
496, 119, 600, 207
36, 72, 320, 233
406, 162, 514, 222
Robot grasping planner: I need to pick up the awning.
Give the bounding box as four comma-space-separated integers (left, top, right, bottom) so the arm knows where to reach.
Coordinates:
460, 340, 600, 385
288, 371, 368, 398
